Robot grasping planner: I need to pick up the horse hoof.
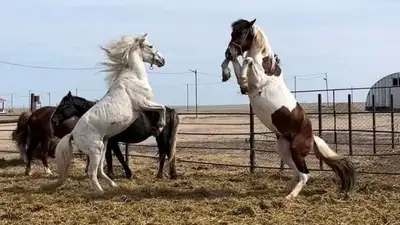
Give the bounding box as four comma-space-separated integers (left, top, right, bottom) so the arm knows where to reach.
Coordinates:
44, 168, 53, 175
170, 174, 178, 180
285, 194, 296, 200
150, 127, 161, 136
155, 174, 163, 179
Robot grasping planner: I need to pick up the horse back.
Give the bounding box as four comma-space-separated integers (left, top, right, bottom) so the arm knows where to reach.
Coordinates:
28, 106, 57, 136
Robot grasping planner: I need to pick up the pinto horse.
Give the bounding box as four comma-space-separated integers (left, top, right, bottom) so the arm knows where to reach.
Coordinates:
11, 107, 76, 175
221, 18, 356, 199
51, 91, 179, 180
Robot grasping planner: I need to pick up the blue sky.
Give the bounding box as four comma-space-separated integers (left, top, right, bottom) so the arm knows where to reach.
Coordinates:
0, 0, 399, 108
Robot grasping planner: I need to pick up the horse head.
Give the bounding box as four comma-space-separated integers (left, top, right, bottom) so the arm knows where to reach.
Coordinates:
226, 18, 257, 60
51, 91, 95, 126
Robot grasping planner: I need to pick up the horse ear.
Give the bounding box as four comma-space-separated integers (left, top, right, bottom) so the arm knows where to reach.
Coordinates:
138, 33, 148, 43
249, 19, 256, 26
67, 91, 72, 96
272, 64, 281, 76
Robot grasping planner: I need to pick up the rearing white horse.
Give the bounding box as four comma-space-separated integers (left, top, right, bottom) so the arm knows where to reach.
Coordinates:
221, 19, 356, 199
41, 33, 166, 194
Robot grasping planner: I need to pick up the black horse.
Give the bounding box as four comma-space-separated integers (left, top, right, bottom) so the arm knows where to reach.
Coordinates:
51, 91, 179, 179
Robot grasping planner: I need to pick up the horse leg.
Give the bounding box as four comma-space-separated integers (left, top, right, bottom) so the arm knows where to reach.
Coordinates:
285, 132, 313, 199
97, 141, 118, 188
25, 137, 40, 176
230, 58, 248, 94
40, 137, 52, 175
105, 143, 114, 179
111, 142, 133, 179
140, 101, 166, 129
157, 152, 167, 179
86, 150, 104, 194
275, 137, 299, 192
41, 134, 73, 190
85, 155, 90, 175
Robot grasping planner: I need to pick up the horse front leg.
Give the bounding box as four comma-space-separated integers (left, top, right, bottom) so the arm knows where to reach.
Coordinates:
140, 100, 166, 130
231, 58, 249, 94
109, 141, 133, 179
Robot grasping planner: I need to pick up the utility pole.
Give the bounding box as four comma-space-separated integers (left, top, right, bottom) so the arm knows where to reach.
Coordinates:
75, 88, 78, 96
10, 93, 13, 111
47, 92, 51, 105
294, 76, 297, 98
28, 90, 32, 111
323, 73, 329, 107
189, 69, 198, 117
186, 84, 189, 111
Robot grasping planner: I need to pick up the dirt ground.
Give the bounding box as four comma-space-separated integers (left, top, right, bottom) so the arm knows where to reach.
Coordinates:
0, 112, 399, 225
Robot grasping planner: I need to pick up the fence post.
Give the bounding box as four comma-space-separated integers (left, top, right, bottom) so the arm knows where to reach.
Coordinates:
30, 93, 35, 112
125, 143, 129, 163
348, 94, 353, 156
317, 94, 323, 169
333, 90, 338, 152
372, 94, 376, 154
391, 94, 395, 149
249, 103, 255, 173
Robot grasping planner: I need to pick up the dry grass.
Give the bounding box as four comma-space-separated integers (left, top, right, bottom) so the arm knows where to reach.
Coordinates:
0, 156, 399, 225
0, 109, 400, 225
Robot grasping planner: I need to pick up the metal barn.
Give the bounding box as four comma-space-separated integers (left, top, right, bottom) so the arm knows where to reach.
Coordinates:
365, 72, 400, 111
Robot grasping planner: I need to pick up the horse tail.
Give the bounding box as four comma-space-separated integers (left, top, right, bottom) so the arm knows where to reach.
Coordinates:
11, 111, 32, 162
41, 134, 74, 190
167, 108, 179, 173
313, 135, 356, 193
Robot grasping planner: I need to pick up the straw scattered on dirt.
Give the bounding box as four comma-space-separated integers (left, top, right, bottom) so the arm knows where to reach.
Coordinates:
0, 156, 399, 225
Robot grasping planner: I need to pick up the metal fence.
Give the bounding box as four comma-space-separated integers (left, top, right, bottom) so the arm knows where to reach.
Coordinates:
0, 86, 399, 175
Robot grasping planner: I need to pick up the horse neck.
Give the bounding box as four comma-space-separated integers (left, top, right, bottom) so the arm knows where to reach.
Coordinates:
76, 99, 96, 115
120, 50, 149, 84
247, 27, 274, 62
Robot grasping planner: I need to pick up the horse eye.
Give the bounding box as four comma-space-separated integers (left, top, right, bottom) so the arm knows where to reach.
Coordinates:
149, 45, 153, 49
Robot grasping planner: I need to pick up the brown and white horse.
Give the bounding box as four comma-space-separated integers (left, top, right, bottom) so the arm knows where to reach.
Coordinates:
221, 19, 356, 199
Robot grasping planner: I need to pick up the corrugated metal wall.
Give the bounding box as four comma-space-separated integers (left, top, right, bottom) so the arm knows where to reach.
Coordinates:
365, 72, 400, 109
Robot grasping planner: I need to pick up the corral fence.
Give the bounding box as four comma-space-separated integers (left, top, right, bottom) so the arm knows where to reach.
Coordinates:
0, 86, 399, 176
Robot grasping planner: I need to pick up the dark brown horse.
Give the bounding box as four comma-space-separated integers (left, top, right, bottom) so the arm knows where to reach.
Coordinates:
51, 91, 180, 179
11, 107, 76, 175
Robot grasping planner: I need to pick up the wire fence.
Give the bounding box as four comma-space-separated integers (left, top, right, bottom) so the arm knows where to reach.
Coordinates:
0, 86, 399, 175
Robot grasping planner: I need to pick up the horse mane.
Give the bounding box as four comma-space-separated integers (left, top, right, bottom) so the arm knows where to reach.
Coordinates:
99, 36, 142, 87
71, 95, 96, 109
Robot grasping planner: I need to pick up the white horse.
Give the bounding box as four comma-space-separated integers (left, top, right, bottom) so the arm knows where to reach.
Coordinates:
41, 33, 166, 194
221, 19, 356, 199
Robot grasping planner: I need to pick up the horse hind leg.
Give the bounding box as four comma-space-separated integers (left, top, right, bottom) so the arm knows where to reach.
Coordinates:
275, 138, 300, 192
25, 137, 40, 176
40, 137, 53, 175
97, 141, 118, 188
41, 134, 73, 190
285, 134, 313, 199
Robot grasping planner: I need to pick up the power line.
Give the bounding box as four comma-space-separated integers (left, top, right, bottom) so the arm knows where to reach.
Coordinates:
0, 60, 99, 71
0, 59, 192, 75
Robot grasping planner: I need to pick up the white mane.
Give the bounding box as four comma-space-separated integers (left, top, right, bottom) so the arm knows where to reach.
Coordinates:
248, 25, 276, 69
99, 36, 142, 87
